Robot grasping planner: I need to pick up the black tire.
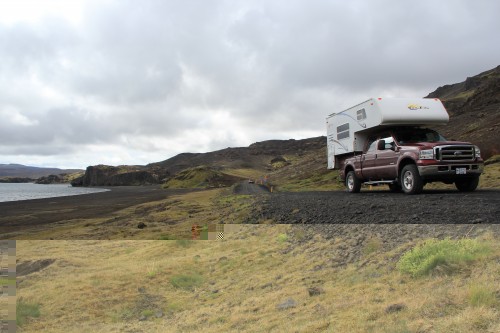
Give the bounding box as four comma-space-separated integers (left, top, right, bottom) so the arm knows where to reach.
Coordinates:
346, 171, 361, 193
388, 183, 402, 193
455, 177, 479, 192
400, 164, 424, 195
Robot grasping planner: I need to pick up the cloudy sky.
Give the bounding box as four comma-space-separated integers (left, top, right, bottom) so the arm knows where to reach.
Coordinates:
1, 0, 499, 169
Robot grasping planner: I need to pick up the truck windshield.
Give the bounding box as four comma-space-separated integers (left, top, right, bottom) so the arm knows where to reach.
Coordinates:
393, 128, 447, 144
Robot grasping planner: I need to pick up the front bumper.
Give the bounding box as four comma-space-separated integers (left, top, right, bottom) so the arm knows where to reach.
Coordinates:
418, 163, 483, 179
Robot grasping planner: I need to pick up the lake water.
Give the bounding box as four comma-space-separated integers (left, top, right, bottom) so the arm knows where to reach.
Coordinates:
0, 183, 109, 203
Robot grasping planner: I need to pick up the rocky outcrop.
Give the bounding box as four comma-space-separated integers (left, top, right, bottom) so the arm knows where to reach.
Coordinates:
0, 177, 34, 183
35, 174, 64, 184
71, 165, 159, 187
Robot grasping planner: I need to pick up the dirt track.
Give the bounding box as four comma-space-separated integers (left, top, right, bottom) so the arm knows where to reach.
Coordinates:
250, 189, 500, 224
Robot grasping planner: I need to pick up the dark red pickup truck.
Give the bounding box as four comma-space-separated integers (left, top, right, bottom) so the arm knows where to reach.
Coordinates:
339, 126, 484, 194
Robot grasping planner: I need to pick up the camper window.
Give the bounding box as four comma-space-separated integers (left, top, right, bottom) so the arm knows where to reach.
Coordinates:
356, 109, 367, 120
337, 123, 350, 140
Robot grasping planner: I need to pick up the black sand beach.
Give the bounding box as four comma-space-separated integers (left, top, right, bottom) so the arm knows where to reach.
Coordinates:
0, 186, 194, 235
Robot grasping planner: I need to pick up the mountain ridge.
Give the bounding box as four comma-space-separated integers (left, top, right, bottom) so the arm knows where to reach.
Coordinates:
0, 164, 83, 179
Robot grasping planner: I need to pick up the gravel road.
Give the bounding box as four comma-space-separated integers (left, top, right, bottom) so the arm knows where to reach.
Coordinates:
233, 182, 270, 195
249, 189, 500, 224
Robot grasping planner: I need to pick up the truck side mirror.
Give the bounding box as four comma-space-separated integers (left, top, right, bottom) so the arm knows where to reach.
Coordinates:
377, 140, 385, 150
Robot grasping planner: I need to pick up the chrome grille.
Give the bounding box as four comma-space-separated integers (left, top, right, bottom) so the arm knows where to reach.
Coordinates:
435, 145, 475, 161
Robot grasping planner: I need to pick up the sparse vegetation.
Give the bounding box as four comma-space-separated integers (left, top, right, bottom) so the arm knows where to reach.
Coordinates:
15, 227, 500, 332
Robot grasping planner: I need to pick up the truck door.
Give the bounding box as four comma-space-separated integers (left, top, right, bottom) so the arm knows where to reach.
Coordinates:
374, 136, 399, 180
360, 138, 377, 179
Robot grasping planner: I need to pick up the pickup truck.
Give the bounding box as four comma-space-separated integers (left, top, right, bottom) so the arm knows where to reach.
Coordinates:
339, 126, 484, 194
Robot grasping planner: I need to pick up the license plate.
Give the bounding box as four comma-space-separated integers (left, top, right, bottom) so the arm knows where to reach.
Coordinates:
456, 168, 467, 175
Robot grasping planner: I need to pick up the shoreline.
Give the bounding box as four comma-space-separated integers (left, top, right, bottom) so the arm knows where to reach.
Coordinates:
0, 185, 195, 236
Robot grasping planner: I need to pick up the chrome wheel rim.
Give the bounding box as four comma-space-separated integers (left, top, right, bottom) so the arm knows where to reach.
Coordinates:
403, 171, 413, 190
347, 175, 353, 190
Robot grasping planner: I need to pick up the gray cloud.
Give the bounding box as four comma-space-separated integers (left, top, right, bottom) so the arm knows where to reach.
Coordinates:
1, 0, 499, 167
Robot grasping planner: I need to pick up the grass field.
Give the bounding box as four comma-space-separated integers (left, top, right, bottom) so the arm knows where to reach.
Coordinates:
15, 226, 500, 332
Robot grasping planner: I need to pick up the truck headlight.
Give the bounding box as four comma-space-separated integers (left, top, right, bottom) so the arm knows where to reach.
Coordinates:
419, 149, 434, 160
474, 146, 481, 158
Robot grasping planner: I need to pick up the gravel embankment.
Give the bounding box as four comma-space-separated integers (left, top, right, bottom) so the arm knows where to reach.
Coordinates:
250, 189, 500, 224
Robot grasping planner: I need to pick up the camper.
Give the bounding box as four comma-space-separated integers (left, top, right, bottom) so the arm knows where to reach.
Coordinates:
326, 98, 484, 194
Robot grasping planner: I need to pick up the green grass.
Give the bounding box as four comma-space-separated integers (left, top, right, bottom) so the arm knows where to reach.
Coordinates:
277, 169, 342, 192
170, 273, 203, 290
16, 300, 40, 326
163, 165, 236, 189
397, 238, 491, 277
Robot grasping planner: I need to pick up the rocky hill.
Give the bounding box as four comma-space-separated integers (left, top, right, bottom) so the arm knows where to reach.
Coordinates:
71, 137, 326, 187
427, 65, 500, 157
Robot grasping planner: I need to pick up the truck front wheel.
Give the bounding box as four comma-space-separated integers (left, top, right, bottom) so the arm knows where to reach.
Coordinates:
400, 164, 424, 195
455, 177, 479, 192
346, 171, 361, 193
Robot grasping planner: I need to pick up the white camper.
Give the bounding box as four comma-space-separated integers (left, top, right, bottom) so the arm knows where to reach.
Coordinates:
326, 98, 449, 169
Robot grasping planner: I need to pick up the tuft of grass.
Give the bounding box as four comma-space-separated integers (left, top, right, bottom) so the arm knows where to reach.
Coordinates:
170, 273, 203, 291
16, 300, 40, 326
277, 233, 289, 243
397, 238, 491, 277
146, 261, 158, 279
468, 284, 497, 307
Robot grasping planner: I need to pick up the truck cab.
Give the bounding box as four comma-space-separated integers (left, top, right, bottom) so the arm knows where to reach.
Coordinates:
340, 126, 484, 194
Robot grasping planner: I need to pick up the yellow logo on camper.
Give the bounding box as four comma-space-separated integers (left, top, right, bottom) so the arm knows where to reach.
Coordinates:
408, 104, 430, 110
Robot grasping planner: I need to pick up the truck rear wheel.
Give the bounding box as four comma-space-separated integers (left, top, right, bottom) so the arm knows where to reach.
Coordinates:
346, 171, 361, 193
455, 177, 479, 192
400, 164, 423, 195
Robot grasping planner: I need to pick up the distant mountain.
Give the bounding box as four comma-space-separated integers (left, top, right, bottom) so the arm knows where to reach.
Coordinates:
0, 164, 83, 179
426, 65, 500, 158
